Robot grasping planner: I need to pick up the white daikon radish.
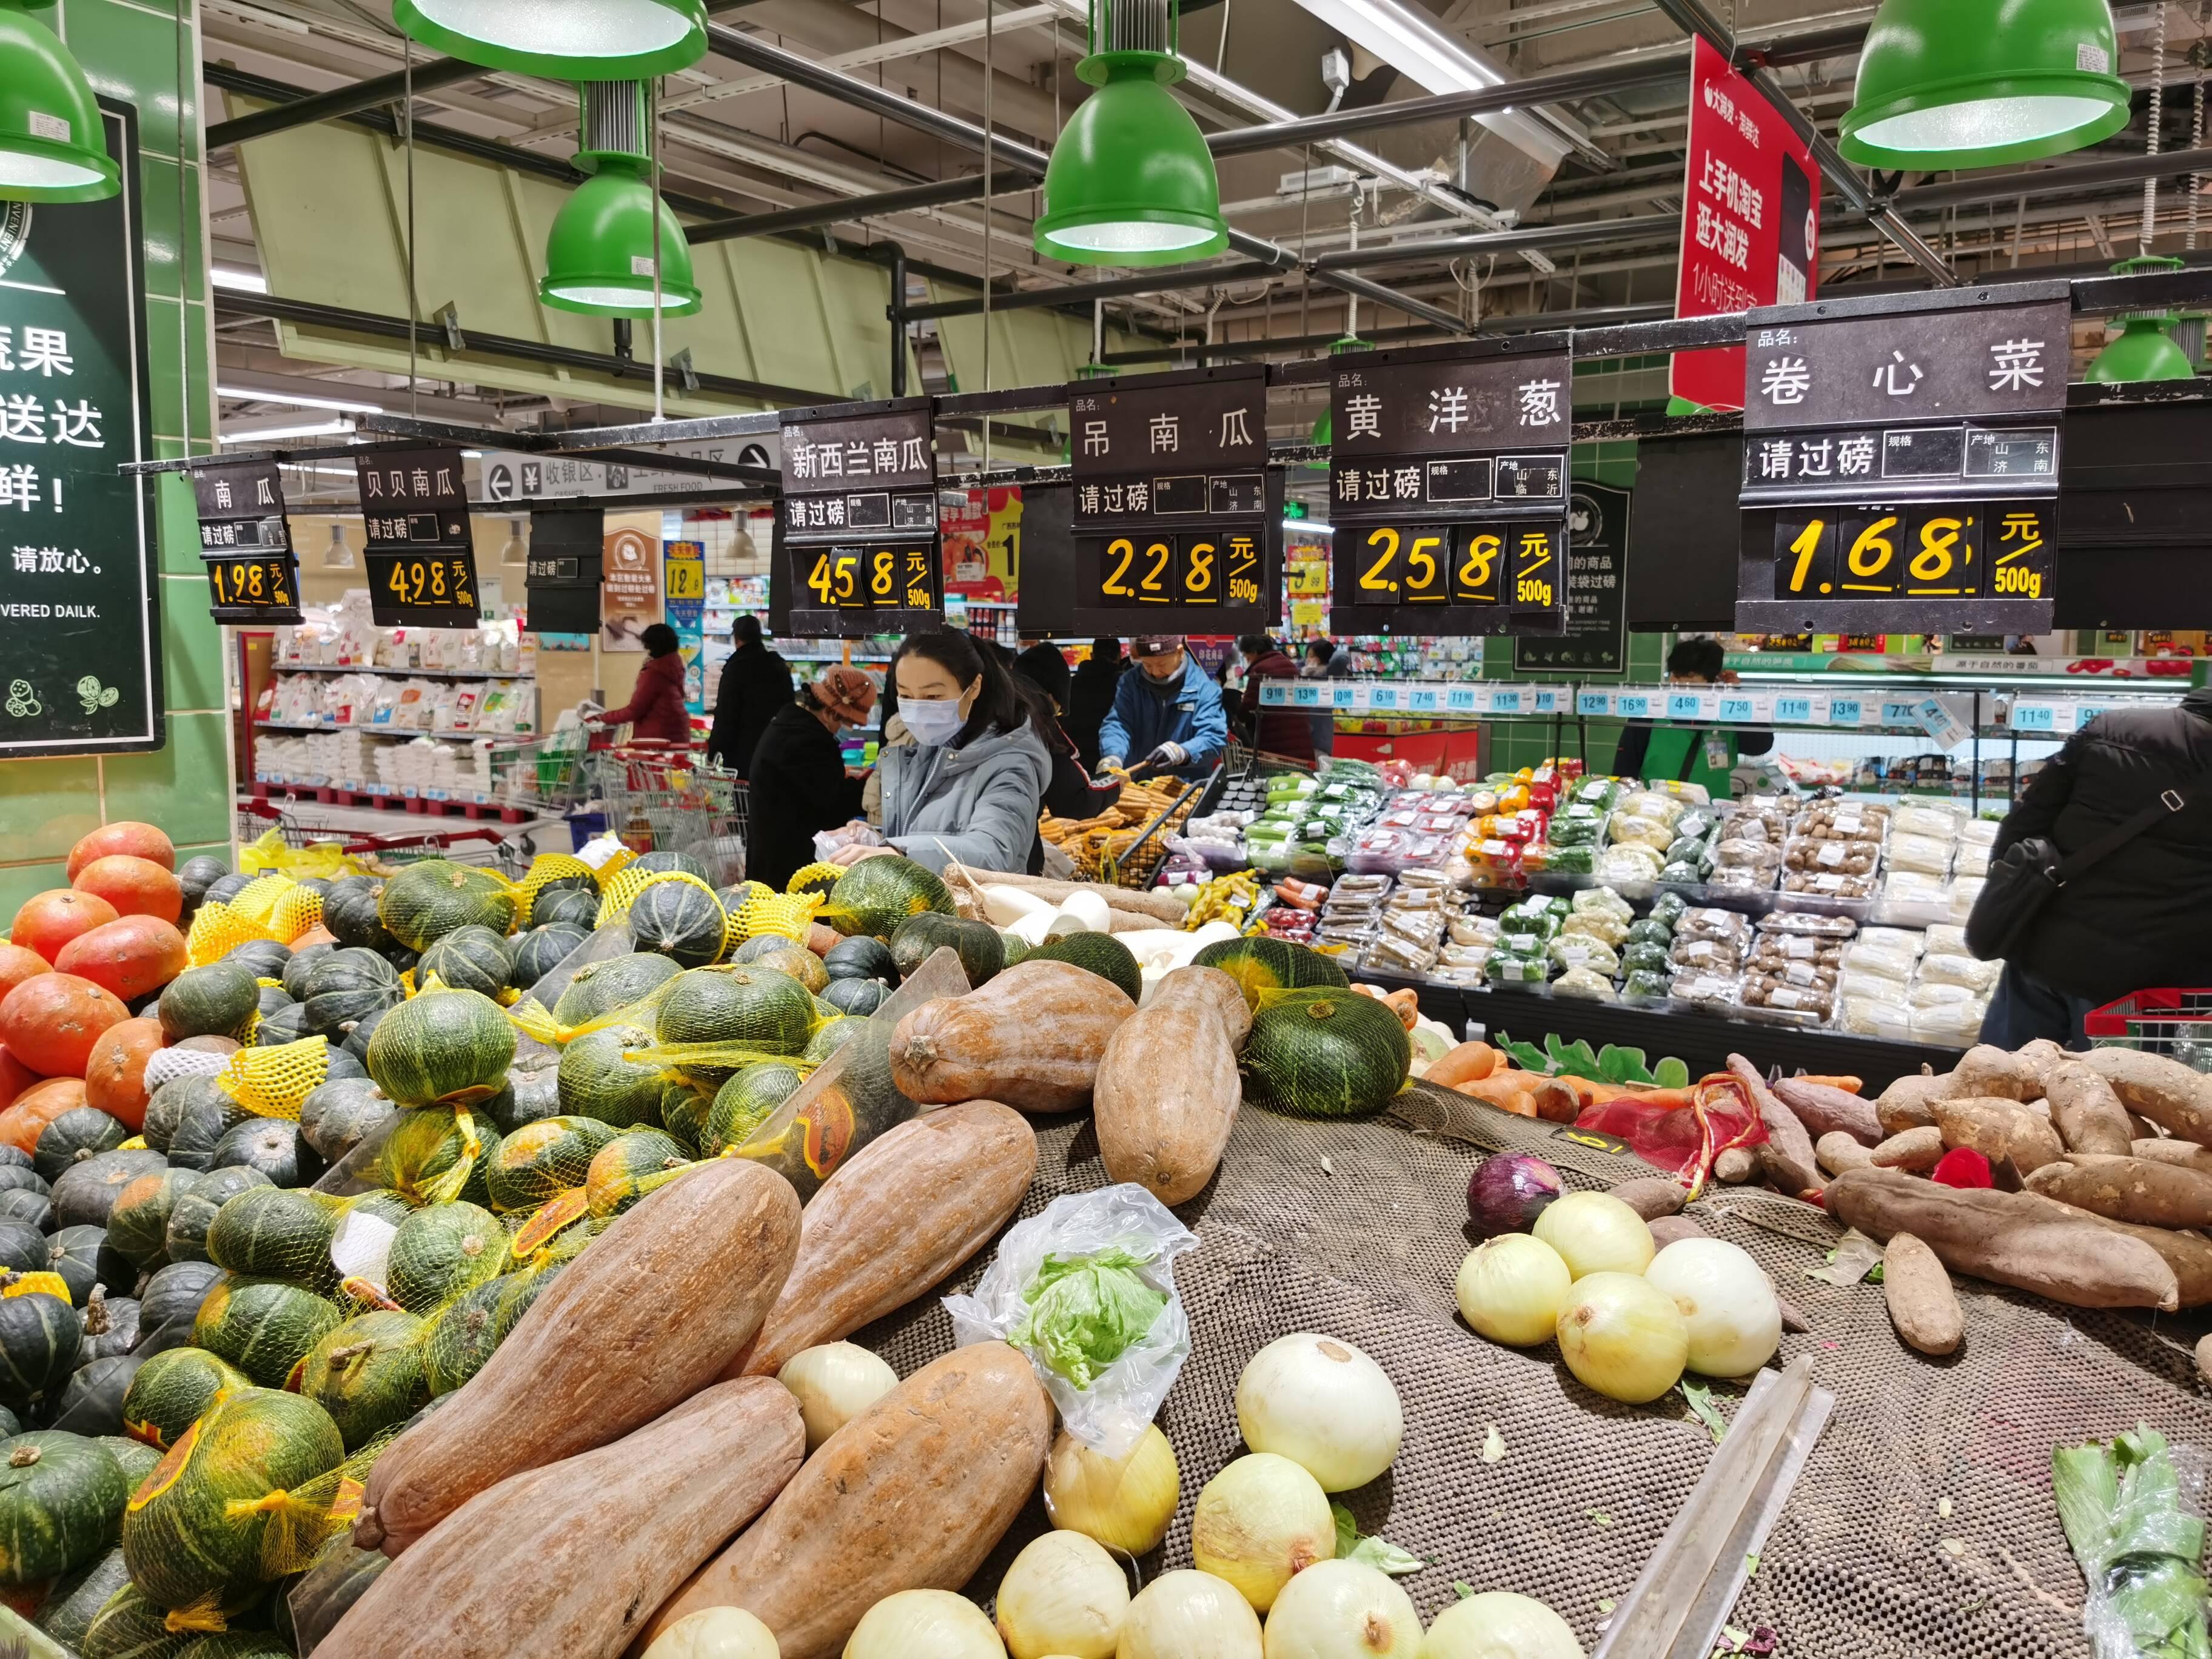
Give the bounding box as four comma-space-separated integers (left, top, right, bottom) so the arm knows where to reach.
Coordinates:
1045, 891, 1112, 936
982, 884, 1055, 926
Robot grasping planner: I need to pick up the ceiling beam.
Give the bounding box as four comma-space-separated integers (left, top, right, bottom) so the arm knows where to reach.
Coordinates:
204, 53, 484, 151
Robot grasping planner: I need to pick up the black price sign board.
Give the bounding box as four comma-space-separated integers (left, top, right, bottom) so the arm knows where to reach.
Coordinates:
1735, 287, 2066, 633
778, 397, 940, 636
194, 460, 300, 625
1516, 483, 1632, 675
0, 104, 162, 760
523, 506, 604, 636
1068, 366, 1281, 633
356, 446, 481, 628
1323, 344, 1573, 636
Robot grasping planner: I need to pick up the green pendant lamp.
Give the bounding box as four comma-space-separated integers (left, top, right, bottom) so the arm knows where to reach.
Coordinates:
1034, 0, 1227, 266
539, 82, 701, 320
395, 0, 706, 80
0, 0, 118, 202
2086, 255, 2198, 383
1840, 0, 2130, 170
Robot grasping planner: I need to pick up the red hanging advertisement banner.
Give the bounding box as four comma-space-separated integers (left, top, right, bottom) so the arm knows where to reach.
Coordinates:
1669, 36, 1821, 413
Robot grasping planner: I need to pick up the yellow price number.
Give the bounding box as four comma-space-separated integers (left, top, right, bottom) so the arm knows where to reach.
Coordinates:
664, 558, 705, 601
1182, 538, 1218, 604
384, 556, 474, 610
1401, 533, 1447, 604
1134, 538, 1173, 603
1358, 527, 1401, 597
804, 549, 863, 607
209, 558, 289, 610
871, 548, 897, 602
1903, 512, 1974, 596
1453, 532, 1501, 605
1099, 537, 1136, 600
1837, 514, 1900, 595
1774, 514, 1837, 598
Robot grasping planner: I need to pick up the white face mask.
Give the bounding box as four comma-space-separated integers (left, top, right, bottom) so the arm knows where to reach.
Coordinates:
901, 695, 966, 748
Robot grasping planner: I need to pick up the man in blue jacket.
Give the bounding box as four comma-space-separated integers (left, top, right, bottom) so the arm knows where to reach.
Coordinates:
1098, 635, 1228, 782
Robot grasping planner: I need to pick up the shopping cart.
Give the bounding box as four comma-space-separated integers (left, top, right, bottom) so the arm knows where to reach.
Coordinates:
236, 799, 530, 876
587, 744, 749, 881
487, 731, 594, 816
2085, 988, 2212, 1071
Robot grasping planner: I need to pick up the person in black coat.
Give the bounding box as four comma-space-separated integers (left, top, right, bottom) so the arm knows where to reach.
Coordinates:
1065, 638, 1125, 771
1980, 685, 2212, 1047
742, 667, 876, 891
705, 616, 794, 777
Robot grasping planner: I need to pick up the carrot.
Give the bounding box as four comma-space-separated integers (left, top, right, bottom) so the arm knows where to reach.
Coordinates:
1450, 1073, 1539, 1118
1429, 1042, 1498, 1088
1794, 1074, 1863, 1094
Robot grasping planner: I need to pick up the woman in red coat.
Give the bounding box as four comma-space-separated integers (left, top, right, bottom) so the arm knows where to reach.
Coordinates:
587, 622, 693, 745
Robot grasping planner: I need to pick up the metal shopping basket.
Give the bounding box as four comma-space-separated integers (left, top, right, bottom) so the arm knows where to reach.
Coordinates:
588, 744, 749, 882
2085, 988, 2212, 1071
1101, 773, 1210, 890
487, 731, 594, 816
236, 799, 528, 875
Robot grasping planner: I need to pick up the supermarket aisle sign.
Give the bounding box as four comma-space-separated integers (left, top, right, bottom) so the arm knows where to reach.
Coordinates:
1669, 37, 1820, 413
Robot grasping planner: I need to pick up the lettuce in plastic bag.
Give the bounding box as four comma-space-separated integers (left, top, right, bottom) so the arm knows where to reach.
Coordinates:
1010, 1249, 1168, 1389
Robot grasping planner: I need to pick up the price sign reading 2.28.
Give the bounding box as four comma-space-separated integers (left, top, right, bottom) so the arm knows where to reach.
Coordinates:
1093, 530, 1259, 608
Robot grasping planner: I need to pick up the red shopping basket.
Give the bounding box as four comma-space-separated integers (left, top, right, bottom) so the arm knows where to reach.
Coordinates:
2085, 988, 2212, 1064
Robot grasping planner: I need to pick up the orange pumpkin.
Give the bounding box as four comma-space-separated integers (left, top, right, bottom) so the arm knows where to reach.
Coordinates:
72, 856, 182, 925
82, 1016, 164, 1132
0, 1078, 85, 1153
65, 822, 175, 880
9, 889, 119, 965
0, 972, 129, 1078
0, 945, 50, 1000
55, 915, 188, 1003
0, 1045, 35, 1113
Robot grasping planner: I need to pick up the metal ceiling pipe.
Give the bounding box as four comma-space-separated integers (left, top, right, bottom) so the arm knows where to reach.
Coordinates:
1312, 212, 1681, 267
906, 261, 1283, 320
686, 174, 998, 243
205, 54, 483, 151
1883, 146, 2212, 213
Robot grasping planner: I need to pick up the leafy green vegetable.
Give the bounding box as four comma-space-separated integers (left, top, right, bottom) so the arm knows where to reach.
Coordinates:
1681, 1380, 1728, 1444
1598, 1044, 1656, 1087
1655, 1056, 1691, 1090
1008, 1248, 1167, 1389
1546, 1034, 1603, 1079
1333, 1502, 1359, 1560
1330, 1503, 1425, 1577
2054, 1424, 2211, 1659
1494, 1033, 1553, 1075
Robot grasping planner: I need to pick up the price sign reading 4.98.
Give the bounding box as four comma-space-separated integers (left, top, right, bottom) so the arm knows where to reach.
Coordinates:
355, 446, 481, 629
372, 552, 477, 618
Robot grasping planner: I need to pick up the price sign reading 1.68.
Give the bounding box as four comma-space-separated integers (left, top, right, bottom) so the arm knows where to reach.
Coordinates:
1773, 501, 2051, 603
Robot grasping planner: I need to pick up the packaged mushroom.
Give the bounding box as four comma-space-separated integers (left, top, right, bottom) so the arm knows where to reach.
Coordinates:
1783, 835, 1880, 877
1791, 800, 1891, 841
1737, 973, 1836, 1022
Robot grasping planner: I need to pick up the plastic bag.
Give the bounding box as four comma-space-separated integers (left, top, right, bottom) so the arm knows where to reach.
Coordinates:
813, 823, 884, 862
2054, 1424, 2211, 1659
946, 1184, 1197, 1456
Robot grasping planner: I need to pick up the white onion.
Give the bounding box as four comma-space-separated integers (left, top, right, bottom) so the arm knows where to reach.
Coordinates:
1260, 1560, 1422, 1659
1044, 1424, 1180, 1555
1530, 1192, 1655, 1279
1418, 1592, 1585, 1659
1455, 1236, 1574, 1347
1235, 1333, 1403, 1492
1119, 1570, 1265, 1659
994, 1530, 1130, 1659
1643, 1238, 1781, 1378
1553, 1272, 1687, 1404
643, 1606, 782, 1659
1191, 1453, 1336, 1612
844, 1590, 1005, 1659
777, 1342, 897, 1452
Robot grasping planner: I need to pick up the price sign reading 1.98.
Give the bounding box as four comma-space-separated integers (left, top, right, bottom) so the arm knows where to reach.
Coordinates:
194, 459, 303, 625
779, 397, 941, 637
204, 554, 298, 620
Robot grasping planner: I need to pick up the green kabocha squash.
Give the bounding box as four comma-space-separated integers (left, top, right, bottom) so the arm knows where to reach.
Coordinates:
785, 861, 846, 901
297, 1311, 428, 1451
0, 1431, 129, 1584
38, 1543, 131, 1648
80, 1581, 192, 1659
384, 1203, 506, 1315
226, 941, 292, 982
43, 1225, 120, 1306
104, 1170, 189, 1269
121, 1348, 249, 1453
136, 1263, 224, 1342
820, 934, 896, 984
158, 964, 260, 1044
54, 1352, 146, 1438
177, 856, 230, 910
364, 1108, 499, 1210
817, 977, 889, 1018
278, 944, 333, 1005
522, 871, 598, 923
140, 1078, 225, 1158
96, 1436, 158, 1492
510, 923, 589, 989
0, 1292, 83, 1417
743, 943, 828, 996
1026, 932, 1143, 1002
205, 1188, 340, 1287
483, 1116, 615, 1213
730, 935, 794, 965
252, 1004, 314, 1048
1239, 987, 1411, 1119
999, 933, 1031, 969
119, 1387, 344, 1616
376, 860, 516, 952
191, 1276, 341, 1390
205, 1119, 321, 1191
583, 1130, 692, 1221
625, 879, 728, 969
554, 1025, 666, 1129
0, 1190, 49, 1234
654, 967, 817, 1065
53, 1151, 167, 1229
283, 1537, 387, 1659
322, 1047, 367, 1084
655, 1081, 711, 1155
0, 1145, 31, 1172
299, 949, 403, 1042
75, 1289, 141, 1362
491, 1061, 560, 1136
203, 874, 253, 908
176, 1634, 292, 1659
715, 882, 771, 928
364, 990, 515, 1107
415, 925, 515, 1000
803, 1014, 870, 1061
296, 1079, 395, 1166
418, 1276, 509, 1396
704, 1064, 808, 1156
629, 850, 709, 880
1191, 935, 1350, 1010
825, 856, 954, 941
890, 912, 1004, 986
549, 951, 680, 1027
529, 885, 602, 931
252, 988, 293, 1034
0, 1221, 45, 1279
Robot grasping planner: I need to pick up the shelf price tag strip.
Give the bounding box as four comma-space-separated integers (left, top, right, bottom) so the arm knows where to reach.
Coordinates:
1734, 290, 2066, 635
777, 397, 943, 638
195, 459, 301, 626
1068, 366, 1281, 632
355, 446, 481, 629
1322, 344, 1574, 638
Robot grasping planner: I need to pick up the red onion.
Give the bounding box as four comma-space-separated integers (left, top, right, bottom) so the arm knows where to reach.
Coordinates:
1466, 1153, 1564, 1238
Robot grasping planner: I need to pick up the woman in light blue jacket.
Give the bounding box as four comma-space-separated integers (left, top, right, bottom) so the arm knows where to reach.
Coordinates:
829, 629, 1051, 877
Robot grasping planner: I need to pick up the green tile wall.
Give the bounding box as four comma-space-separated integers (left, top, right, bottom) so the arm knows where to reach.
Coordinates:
0, 0, 225, 927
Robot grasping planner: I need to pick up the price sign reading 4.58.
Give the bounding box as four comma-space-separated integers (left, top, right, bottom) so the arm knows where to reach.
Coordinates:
779, 396, 942, 636
204, 555, 297, 620
802, 544, 939, 613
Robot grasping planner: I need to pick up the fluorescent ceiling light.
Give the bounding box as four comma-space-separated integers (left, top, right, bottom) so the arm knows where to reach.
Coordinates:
1289, 0, 1568, 166
217, 384, 384, 415
218, 418, 357, 444
1287, 520, 1335, 534
211, 266, 269, 293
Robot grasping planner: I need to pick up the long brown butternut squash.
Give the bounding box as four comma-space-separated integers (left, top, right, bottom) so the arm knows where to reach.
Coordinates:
323, 1378, 803, 1659
357, 1159, 801, 1556
733, 1099, 1036, 1378
1094, 965, 1250, 1205
640, 1342, 1053, 1659
890, 960, 1134, 1113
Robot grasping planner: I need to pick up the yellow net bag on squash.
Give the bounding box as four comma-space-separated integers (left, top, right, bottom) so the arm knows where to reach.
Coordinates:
186, 901, 279, 968
270, 883, 326, 944
216, 1035, 331, 1122
513, 852, 600, 926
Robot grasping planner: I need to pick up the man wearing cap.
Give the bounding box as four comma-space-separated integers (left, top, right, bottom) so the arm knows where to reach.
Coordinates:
1097, 635, 1228, 783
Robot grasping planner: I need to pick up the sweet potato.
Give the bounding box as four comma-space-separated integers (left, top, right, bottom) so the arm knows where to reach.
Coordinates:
1882, 1233, 1962, 1356
2082, 1048, 2212, 1145
1824, 1167, 2180, 1312
1877, 1071, 1951, 1135
1948, 1044, 2043, 1103
2023, 1153, 2212, 1229
1817, 1131, 1874, 1176
1714, 1147, 1759, 1184
1773, 1077, 1882, 1145
2131, 1138, 2212, 1176
1094, 966, 1248, 1204
1647, 1215, 1707, 1248
1429, 1042, 1498, 1088
2045, 1062, 2134, 1157
2017, 1188, 2212, 1308
1729, 1054, 1820, 1199
1932, 1096, 2065, 1174
2016, 1039, 2070, 1093
1871, 1125, 1946, 1173
642, 1344, 1052, 1659
1609, 1177, 1686, 1221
